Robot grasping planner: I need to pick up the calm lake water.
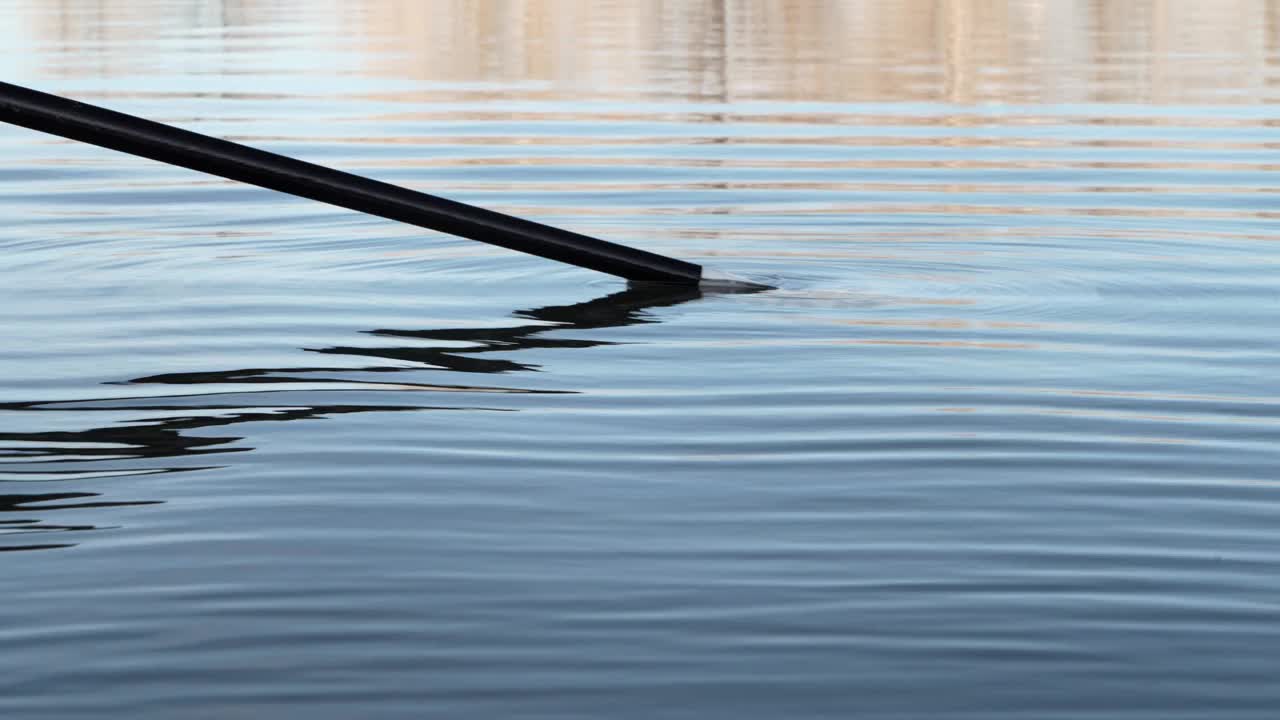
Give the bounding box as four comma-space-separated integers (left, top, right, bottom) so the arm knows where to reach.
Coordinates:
4, 1, 1280, 717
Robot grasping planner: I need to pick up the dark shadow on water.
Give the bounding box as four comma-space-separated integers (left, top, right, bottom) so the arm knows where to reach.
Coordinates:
0, 283, 711, 552
1, 491, 160, 512
0, 542, 76, 552
318, 282, 705, 374
0, 493, 160, 553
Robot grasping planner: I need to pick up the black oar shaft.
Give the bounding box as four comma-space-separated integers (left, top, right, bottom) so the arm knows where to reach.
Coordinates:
0, 81, 702, 284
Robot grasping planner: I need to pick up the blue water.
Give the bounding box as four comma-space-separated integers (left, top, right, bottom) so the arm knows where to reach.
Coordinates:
4, 1, 1280, 717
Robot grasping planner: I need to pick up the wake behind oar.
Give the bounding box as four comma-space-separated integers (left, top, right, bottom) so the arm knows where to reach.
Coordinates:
0, 80, 767, 289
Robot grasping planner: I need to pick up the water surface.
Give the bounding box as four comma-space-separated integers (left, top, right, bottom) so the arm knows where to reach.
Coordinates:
4, 1, 1280, 717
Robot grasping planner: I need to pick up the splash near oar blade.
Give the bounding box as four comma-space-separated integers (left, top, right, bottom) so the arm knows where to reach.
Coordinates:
0, 80, 705, 284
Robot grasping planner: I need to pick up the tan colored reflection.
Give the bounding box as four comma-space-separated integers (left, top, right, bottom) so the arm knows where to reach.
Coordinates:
346, 1, 731, 98
355, 0, 1280, 104
19, 0, 312, 78
17, 0, 1280, 102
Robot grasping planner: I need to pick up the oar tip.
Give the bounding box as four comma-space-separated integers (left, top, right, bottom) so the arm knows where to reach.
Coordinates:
698, 266, 776, 292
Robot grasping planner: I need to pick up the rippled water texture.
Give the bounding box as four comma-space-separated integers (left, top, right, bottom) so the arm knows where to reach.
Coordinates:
4, 1, 1280, 717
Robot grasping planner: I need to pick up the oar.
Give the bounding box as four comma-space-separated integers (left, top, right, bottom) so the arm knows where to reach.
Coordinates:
0, 80, 705, 285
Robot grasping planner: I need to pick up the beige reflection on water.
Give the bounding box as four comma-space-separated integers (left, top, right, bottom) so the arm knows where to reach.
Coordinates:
351, 0, 1280, 104
14, 0, 1280, 104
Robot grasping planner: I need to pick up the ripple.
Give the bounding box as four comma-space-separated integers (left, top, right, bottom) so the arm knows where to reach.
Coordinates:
5, 1, 1280, 717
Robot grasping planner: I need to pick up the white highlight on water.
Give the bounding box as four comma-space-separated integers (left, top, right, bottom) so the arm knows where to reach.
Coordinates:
699, 266, 775, 292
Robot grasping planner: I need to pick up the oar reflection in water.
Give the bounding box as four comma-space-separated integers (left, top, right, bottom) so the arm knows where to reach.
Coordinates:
313, 282, 708, 374
0, 283, 716, 552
